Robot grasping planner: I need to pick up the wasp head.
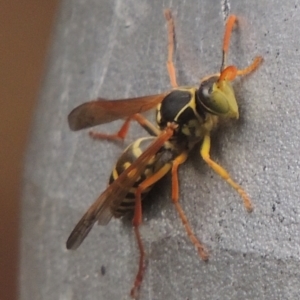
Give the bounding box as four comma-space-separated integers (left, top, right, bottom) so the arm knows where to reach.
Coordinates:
196, 66, 239, 119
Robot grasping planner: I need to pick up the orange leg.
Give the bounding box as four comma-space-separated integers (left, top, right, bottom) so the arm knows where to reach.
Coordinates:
130, 163, 172, 299
89, 117, 131, 141
132, 114, 161, 137
171, 152, 209, 261
89, 113, 161, 141
164, 9, 178, 88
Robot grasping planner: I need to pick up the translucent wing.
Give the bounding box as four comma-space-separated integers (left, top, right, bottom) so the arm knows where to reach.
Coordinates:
66, 124, 176, 250
68, 93, 169, 131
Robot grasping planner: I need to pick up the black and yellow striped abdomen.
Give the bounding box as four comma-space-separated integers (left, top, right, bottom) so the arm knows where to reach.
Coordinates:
109, 137, 168, 218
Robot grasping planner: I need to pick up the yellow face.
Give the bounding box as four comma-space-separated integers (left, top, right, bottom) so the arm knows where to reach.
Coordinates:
197, 76, 239, 119
211, 80, 239, 119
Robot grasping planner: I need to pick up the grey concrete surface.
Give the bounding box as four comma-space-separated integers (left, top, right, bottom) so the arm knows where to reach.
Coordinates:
20, 0, 300, 299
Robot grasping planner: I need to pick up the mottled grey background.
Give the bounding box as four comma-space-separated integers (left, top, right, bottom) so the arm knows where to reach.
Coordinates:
20, 0, 300, 299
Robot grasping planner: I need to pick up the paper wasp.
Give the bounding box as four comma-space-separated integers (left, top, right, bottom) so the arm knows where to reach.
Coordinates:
66, 9, 262, 299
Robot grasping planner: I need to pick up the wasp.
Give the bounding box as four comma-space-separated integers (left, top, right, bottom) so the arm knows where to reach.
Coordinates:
66, 9, 262, 299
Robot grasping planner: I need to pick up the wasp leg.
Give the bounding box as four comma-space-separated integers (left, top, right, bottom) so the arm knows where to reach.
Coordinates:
164, 9, 178, 88
130, 163, 172, 299
89, 113, 161, 141
132, 114, 162, 137
171, 151, 209, 261
89, 117, 131, 141
200, 134, 253, 212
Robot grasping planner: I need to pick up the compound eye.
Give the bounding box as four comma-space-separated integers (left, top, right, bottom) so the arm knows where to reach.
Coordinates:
197, 77, 223, 114
201, 84, 212, 99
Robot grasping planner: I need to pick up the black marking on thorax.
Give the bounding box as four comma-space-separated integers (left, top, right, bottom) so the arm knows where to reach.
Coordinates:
157, 88, 206, 139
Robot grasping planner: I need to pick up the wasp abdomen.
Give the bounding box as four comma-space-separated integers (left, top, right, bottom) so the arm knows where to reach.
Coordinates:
109, 137, 164, 218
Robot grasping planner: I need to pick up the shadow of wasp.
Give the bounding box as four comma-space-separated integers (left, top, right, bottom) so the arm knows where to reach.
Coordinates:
66, 9, 263, 299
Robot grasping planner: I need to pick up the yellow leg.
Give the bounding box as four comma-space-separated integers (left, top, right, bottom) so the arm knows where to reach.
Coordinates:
171, 151, 209, 261
200, 134, 253, 212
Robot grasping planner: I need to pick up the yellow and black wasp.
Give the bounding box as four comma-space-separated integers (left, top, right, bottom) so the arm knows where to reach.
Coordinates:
66, 9, 262, 299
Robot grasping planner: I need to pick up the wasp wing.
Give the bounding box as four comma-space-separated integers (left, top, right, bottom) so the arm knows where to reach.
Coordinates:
68, 93, 169, 131
66, 124, 176, 250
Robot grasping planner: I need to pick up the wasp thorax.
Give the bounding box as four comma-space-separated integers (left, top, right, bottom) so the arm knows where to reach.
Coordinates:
196, 76, 239, 119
